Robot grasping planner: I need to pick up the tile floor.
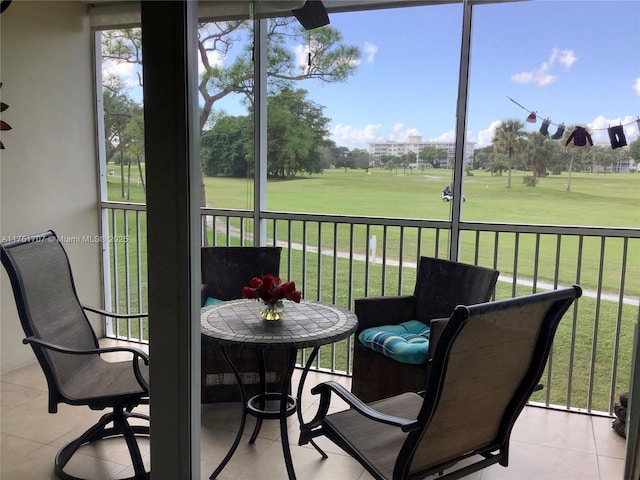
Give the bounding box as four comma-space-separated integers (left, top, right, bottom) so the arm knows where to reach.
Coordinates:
1, 340, 627, 480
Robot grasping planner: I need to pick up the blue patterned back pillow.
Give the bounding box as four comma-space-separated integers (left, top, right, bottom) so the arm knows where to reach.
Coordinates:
358, 320, 430, 365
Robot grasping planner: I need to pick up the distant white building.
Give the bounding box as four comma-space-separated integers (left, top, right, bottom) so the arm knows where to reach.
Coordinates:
591, 159, 639, 173
589, 150, 638, 174
368, 135, 476, 168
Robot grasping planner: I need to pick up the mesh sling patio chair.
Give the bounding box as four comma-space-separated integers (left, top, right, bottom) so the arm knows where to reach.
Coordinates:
300, 285, 582, 480
352, 256, 499, 403
1, 230, 150, 480
200, 246, 289, 403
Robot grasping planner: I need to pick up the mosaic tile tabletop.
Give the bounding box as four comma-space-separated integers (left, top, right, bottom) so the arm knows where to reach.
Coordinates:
201, 299, 358, 349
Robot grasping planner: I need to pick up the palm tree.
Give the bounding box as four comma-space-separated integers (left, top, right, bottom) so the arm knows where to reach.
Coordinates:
492, 119, 527, 188
523, 132, 553, 179
561, 124, 592, 191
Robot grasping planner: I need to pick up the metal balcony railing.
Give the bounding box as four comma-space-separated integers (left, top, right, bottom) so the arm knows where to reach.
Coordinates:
102, 201, 640, 415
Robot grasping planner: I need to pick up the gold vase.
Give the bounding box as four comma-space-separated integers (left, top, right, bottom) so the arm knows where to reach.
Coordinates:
260, 300, 285, 321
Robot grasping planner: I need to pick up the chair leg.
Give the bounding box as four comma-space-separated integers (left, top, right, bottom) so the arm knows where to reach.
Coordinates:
54, 406, 150, 480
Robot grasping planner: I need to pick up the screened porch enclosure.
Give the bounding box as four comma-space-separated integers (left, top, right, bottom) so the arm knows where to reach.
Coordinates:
101, 202, 640, 417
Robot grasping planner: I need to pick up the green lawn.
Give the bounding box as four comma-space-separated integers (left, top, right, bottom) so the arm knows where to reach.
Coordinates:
201, 168, 640, 228
108, 166, 640, 227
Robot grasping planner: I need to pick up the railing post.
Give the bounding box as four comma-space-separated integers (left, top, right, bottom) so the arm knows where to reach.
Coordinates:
253, 17, 268, 246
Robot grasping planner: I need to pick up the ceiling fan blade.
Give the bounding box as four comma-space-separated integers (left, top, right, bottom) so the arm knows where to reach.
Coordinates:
1, 103, 8, 112
0, 1, 12, 14
1, 120, 12, 131
292, 1, 329, 30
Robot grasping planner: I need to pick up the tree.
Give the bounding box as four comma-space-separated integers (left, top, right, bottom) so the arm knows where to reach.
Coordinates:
102, 74, 139, 199
400, 152, 415, 173
561, 124, 593, 191
351, 149, 370, 170
123, 108, 146, 196
545, 142, 569, 175
318, 140, 335, 170
629, 138, 640, 166
473, 146, 492, 170
418, 145, 435, 167
492, 119, 526, 188
486, 153, 508, 176
587, 146, 615, 173
379, 155, 395, 172
382, 156, 396, 173
418, 145, 449, 168
201, 114, 251, 177
263, 88, 329, 178
331, 145, 352, 171
203, 89, 331, 179
435, 148, 448, 168
523, 132, 553, 179
102, 21, 360, 204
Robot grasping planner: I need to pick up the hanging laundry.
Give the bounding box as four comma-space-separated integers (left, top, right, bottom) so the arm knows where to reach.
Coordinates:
565, 126, 593, 147
608, 125, 627, 149
540, 118, 551, 136
551, 123, 565, 140
507, 96, 638, 150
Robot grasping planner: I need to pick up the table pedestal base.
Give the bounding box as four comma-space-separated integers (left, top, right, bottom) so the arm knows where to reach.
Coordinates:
210, 347, 300, 480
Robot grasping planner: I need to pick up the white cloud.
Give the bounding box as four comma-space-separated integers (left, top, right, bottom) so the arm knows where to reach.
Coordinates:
331, 123, 382, 148
297, 38, 363, 70
473, 120, 502, 148
550, 48, 577, 69
295, 44, 307, 69
511, 71, 557, 87
429, 130, 456, 143
363, 42, 378, 63
198, 50, 224, 75
588, 115, 637, 143
511, 48, 577, 87
102, 60, 139, 88
634, 77, 640, 96
388, 124, 420, 142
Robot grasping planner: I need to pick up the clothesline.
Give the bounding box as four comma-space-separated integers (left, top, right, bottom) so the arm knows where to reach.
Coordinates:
506, 96, 638, 132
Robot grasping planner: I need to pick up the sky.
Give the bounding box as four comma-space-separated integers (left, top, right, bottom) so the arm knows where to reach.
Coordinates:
310, 0, 640, 149
105, 0, 640, 151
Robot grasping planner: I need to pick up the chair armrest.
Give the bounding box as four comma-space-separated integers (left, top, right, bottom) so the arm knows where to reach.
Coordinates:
201, 284, 208, 308
306, 380, 418, 432
354, 295, 416, 332
427, 317, 448, 360
23, 337, 150, 390
83, 304, 148, 319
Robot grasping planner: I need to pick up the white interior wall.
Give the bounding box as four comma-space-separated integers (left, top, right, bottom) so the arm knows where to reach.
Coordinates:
0, 1, 102, 374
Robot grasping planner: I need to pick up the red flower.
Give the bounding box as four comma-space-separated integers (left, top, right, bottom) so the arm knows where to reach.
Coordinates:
288, 290, 302, 303
242, 286, 259, 299
242, 274, 301, 304
261, 274, 278, 292
282, 281, 296, 295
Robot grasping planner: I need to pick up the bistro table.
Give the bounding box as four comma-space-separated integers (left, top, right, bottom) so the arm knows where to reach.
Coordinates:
200, 298, 358, 480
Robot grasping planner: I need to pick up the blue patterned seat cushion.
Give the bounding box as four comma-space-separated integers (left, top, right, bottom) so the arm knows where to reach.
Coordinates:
358, 320, 430, 365
204, 297, 224, 306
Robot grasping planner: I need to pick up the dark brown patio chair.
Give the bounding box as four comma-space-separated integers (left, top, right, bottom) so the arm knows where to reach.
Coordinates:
300, 285, 582, 480
1, 230, 150, 480
200, 246, 288, 403
352, 256, 499, 403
